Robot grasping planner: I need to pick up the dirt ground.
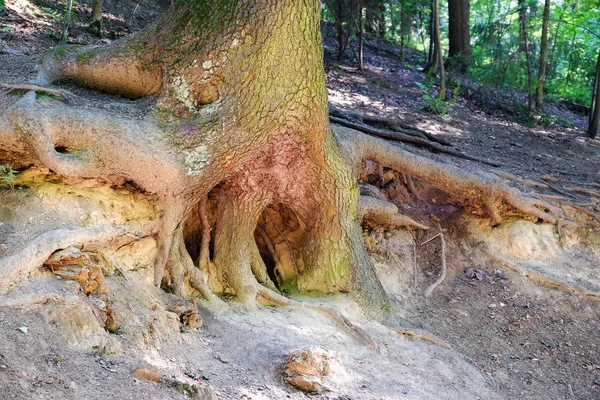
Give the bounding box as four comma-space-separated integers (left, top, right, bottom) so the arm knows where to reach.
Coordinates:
1, 3, 600, 400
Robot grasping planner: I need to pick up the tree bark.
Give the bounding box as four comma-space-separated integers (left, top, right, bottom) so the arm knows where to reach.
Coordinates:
447, 0, 471, 73
536, 0, 551, 110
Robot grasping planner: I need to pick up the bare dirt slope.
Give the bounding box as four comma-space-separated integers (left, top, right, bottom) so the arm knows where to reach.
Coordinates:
1, 3, 600, 400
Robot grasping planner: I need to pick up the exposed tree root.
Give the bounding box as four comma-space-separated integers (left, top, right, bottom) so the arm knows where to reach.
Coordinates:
423, 223, 447, 297
256, 286, 378, 350
330, 115, 501, 167
493, 171, 548, 189
334, 126, 558, 226
0, 226, 129, 294
360, 196, 429, 230
395, 328, 453, 349
330, 106, 452, 146
0, 83, 72, 100
486, 253, 600, 301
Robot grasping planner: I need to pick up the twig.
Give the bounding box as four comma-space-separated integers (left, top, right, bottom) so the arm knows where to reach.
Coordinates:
420, 233, 441, 246
0, 83, 72, 101
424, 222, 446, 297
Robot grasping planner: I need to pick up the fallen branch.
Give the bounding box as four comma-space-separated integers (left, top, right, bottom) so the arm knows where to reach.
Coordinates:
423, 222, 446, 298
330, 116, 501, 167
330, 106, 452, 146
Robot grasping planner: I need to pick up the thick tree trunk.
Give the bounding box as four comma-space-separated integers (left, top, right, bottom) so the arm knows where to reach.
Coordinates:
587, 50, 600, 139
447, 0, 471, 73
0, 0, 559, 323
536, 0, 551, 110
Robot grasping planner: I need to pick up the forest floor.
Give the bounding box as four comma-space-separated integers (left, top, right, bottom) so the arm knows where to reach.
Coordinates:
1, 2, 600, 400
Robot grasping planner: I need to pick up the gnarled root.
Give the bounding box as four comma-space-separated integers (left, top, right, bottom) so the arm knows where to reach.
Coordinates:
0, 226, 129, 294
360, 195, 428, 230
334, 126, 559, 226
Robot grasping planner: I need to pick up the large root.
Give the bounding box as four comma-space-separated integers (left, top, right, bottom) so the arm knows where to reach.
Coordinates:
0, 226, 129, 294
334, 125, 559, 226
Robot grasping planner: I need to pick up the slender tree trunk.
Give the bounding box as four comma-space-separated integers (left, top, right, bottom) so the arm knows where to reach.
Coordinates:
337, 0, 345, 61
88, 0, 103, 38
358, 0, 364, 72
519, 0, 533, 114
400, 0, 406, 62
434, 0, 445, 100
428, 0, 435, 66
60, 0, 73, 44
588, 50, 600, 139
536, 0, 551, 110
447, 0, 471, 73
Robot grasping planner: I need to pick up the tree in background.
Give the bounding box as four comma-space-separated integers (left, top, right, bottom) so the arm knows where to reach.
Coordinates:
588, 49, 600, 139
535, 0, 551, 110
447, 0, 471, 72
88, 0, 103, 38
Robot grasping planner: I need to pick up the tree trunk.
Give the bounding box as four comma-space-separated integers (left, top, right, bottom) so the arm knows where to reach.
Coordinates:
358, 0, 364, 72
434, 0, 446, 99
88, 0, 103, 38
337, 0, 345, 61
447, 0, 471, 73
518, 0, 533, 114
400, 0, 406, 62
588, 49, 600, 139
428, 0, 436, 66
0, 0, 559, 322
536, 0, 551, 110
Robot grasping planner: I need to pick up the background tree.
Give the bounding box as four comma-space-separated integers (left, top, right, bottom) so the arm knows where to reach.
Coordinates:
88, 0, 103, 38
535, 0, 551, 110
447, 0, 471, 72
588, 49, 600, 139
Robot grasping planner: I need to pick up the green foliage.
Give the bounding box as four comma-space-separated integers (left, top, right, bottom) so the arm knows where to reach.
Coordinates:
415, 78, 458, 120
0, 164, 17, 189
0, 0, 4, 10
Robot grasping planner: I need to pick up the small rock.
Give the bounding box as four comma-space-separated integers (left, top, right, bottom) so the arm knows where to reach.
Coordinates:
488, 304, 497, 309
283, 346, 336, 393
18, 326, 28, 333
